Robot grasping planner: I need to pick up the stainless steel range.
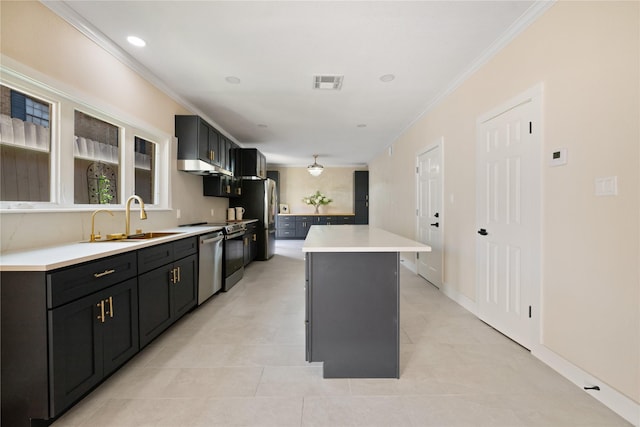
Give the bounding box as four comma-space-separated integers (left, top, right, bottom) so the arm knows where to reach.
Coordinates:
218, 222, 246, 291
182, 222, 247, 292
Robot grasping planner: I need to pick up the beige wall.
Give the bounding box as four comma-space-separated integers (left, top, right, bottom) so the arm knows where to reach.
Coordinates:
0, 1, 229, 252
370, 1, 639, 402
270, 166, 365, 215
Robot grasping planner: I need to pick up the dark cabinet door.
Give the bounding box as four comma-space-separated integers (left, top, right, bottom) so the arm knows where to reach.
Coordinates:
354, 171, 369, 201
102, 279, 139, 376
250, 230, 258, 262
198, 120, 210, 163
208, 126, 220, 166
48, 279, 139, 417
354, 171, 369, 224
138, 265, 173, 348
138, 251, 197, 348
172, 254, 197, 319
49, 291, 103, 416
243, 233, 251, 266
296, 219, 312, 238
355, 200, 369, 224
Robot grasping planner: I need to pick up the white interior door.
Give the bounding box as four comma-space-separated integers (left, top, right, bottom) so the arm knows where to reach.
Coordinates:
417, 142, 443, 288
476, 90, 541, 350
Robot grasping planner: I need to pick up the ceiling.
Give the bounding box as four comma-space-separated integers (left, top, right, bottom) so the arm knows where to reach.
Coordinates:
45, 1, 546, 167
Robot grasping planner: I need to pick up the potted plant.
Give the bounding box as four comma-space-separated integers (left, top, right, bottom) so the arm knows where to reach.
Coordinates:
303, 190, 332, 214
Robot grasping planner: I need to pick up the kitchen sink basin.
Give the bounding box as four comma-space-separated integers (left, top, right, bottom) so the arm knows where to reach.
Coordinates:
126, 231, 183, 240
82, 231, 183, 243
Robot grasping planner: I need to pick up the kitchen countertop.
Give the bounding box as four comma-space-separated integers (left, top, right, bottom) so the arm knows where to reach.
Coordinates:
0, 225, 221, 272
278, 213, 355, 216
302, 225, 432, 253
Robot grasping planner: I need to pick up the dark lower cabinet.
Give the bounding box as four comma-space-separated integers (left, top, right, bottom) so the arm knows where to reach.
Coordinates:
306, 251, 399, 378
277, 215, 356, 239
138, 253, 197, 348
1, 236, 199, 427
49, 278, 138, 416
243, 223, 258, 266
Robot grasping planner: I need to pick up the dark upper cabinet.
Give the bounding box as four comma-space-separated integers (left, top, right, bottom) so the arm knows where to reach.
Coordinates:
207, 126, 221, 166
354, 171, 369, 224
175, 115, 231, 174
234, 148, 267, 179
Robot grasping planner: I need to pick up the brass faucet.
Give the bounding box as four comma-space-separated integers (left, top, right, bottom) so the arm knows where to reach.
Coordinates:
125, 195, 147, 236
90, 209, 114, 242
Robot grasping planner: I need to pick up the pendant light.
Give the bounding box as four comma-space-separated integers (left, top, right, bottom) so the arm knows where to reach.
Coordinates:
307, 154, 324, 176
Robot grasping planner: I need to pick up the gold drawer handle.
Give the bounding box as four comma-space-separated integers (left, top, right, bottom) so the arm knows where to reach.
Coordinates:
96, 300, 105, 323
94, 269, 115, 278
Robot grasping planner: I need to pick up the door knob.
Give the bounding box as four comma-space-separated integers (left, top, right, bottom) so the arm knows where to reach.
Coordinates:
477, 228, 488, 236
430, 222, 439, 227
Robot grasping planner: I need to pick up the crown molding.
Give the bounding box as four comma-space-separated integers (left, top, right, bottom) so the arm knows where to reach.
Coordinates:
393, 0, 556, 144
40, 0, 241, 145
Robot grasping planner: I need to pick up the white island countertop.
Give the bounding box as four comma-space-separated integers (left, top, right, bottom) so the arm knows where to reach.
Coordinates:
0, 225, 221, 272
302, 225, 431, 253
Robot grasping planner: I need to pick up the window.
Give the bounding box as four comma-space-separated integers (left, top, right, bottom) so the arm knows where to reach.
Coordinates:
74, 111, 120, 204
0, 71, 170, 212
134, 136, 156, 204
0, 85, 51, 202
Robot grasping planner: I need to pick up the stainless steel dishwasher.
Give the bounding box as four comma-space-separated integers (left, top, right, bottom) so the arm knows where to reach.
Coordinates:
198, 230, 224, 305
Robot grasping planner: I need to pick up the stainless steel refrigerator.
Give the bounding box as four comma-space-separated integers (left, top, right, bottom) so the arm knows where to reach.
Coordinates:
231, 178, 277, 260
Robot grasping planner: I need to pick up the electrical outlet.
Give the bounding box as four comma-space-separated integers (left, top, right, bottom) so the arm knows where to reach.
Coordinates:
211, 209, 215, 217
176, 209, 181, 219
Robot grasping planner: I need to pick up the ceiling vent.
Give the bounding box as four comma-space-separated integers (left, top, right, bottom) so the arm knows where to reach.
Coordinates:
313, 75, 343, 90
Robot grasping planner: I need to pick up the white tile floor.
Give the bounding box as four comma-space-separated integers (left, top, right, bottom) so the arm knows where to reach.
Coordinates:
53, 240, 630, 426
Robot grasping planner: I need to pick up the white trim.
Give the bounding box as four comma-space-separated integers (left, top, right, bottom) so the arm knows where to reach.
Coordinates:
533, 345, 640, 426
436, 281, 639, 425
475, 83, 543, 351
0, 61, 172, 212
387, 1, 555, 155
440, 281, 477, 315
415, 138, 444, 287
399, 256, 417, 274
40, 1, 241, 146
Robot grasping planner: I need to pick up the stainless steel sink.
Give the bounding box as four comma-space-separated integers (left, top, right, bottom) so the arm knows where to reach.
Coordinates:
126, 231, 183, 240
82, 231, 183, 242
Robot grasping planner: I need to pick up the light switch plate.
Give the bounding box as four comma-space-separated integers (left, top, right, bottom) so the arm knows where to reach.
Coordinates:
595, 176, 618, 196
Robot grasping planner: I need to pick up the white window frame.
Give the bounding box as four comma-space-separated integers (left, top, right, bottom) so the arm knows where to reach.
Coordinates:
0, 66, 171, 212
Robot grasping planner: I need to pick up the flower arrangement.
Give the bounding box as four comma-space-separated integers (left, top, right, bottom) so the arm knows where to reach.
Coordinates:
303, 190, 332, 214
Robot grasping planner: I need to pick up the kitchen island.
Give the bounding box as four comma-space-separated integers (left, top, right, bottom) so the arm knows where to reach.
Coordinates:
302, 225, 431, 378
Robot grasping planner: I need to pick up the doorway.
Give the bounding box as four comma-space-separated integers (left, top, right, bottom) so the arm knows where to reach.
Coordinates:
476, 85, 542, 350
416, 139, 443, 288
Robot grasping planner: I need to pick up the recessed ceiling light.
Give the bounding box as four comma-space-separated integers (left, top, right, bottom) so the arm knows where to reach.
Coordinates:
225, 76, 241, 84
380, 74, 395, 82
357, 124, 367, 128
257, 124, 268, 128
127, 36, 146, 47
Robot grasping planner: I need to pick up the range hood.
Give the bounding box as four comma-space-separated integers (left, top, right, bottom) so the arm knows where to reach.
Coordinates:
177, 159, 232, 176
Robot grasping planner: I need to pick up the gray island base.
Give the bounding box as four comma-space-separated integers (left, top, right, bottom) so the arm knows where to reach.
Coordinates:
302, 225, 431, 379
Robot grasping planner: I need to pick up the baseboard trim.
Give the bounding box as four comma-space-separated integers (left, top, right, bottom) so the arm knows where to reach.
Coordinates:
440, 281, 476, 315
434, 282, 639, 426
399, 256, 417, 274
532, 345, 639, 426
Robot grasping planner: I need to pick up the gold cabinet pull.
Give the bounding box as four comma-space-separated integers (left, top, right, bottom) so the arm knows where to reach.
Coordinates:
176, 266, 181, 283
252, 234, 257, 242
97, 300, 105, 323
107, 296, 114, 318
94, 269, 115, 278
170, 268, 176, 284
